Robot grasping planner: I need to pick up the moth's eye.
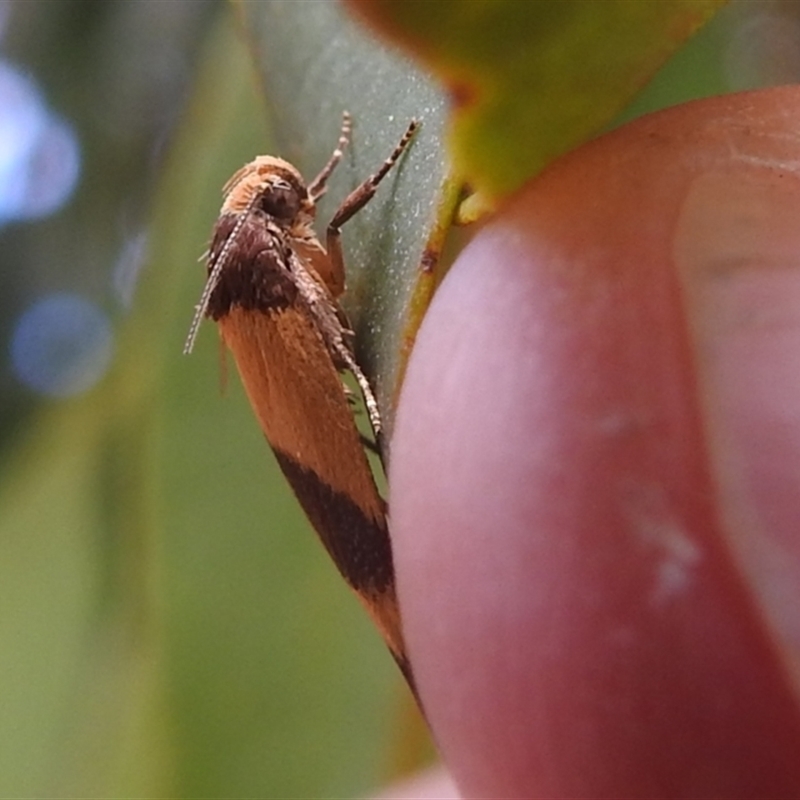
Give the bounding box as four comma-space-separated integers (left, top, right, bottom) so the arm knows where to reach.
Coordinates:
259, 182, 301, 220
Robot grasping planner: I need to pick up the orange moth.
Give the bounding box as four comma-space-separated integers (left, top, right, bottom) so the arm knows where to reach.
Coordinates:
185, 114, 418, 688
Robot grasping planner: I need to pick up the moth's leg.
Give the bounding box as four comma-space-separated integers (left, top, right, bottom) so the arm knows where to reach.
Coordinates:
342, 350, 382, 438
291, 249, 384, 438
332, 336, 381, 438
325, 119, 419, 292
334, 330, 383, 439
327, 310, 382, 435
346, 386, 382, 457
308, 111, 352, 202
328, 326, 382, 437
360, 433, 381, 457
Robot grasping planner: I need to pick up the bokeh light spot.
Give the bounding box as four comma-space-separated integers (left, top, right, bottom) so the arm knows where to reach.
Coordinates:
10, 293, 114, 397
0, 59, 81, 223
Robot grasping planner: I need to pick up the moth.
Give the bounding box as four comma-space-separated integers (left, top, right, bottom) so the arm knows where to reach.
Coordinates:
184, 113, 418, 688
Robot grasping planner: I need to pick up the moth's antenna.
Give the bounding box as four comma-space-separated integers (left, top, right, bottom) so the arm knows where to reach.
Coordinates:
183, 194, 259, 355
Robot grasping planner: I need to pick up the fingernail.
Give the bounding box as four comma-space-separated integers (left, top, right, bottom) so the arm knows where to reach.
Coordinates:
676, 166, 800, 666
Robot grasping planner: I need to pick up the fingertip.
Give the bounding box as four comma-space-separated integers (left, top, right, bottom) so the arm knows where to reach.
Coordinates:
390, 88, 800, 798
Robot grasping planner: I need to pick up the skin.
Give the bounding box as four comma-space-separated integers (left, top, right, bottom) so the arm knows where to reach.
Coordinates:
380, 87, 800, 798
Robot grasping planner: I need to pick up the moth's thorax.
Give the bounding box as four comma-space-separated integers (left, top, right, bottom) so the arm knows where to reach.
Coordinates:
205, 210, 299, 321
214, 154, 337, 298
221, 155, 316, 231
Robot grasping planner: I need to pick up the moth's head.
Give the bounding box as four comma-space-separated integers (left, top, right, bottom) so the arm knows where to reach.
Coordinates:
221, 155, 315, 226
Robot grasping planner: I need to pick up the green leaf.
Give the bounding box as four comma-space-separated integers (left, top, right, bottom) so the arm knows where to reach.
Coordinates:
347, 0, 729, 199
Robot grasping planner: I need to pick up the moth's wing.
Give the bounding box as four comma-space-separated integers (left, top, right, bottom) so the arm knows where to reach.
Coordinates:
217, 306, 407, 672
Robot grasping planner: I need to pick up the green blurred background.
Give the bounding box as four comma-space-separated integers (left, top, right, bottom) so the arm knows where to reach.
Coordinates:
0, 1, 797, 797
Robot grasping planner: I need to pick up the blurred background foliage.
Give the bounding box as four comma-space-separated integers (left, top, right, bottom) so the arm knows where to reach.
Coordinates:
0, 0, 798, 797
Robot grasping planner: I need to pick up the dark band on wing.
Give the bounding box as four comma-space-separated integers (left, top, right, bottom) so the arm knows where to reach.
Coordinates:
273, 448, 394, 595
